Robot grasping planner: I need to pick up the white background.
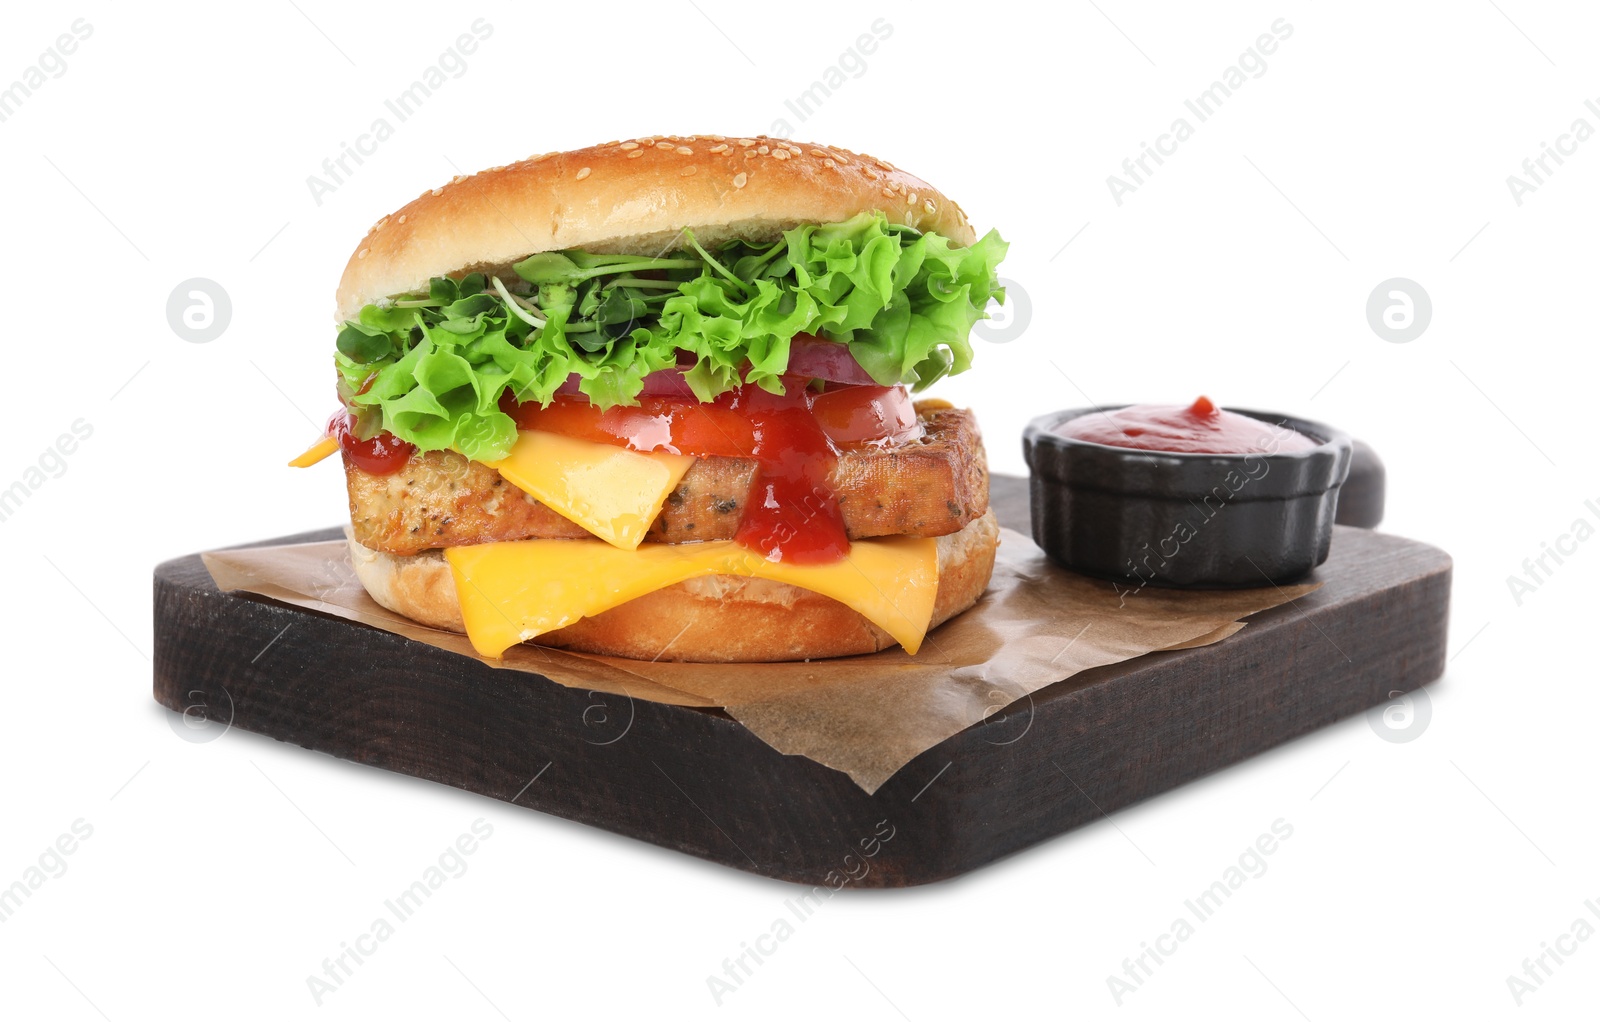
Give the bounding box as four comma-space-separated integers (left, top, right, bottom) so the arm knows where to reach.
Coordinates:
2, 1, 1595, 1018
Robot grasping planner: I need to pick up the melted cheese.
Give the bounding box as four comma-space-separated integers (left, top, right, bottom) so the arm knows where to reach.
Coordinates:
288, 435, 339, 468
487, 430, 693, 550
445, 535, 939, 659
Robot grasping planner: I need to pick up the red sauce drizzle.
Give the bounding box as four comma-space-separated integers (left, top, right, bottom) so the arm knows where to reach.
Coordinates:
328, 411, 415, 475
731, 386, 850, 565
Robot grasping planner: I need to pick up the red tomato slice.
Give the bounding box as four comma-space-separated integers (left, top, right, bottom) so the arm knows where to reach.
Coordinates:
810, 385, 920, 447
328, 411, 415, 475
502, 379, 922, 456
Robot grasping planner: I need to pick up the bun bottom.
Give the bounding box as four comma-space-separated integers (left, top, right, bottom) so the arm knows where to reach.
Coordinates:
349, 511, 999, 662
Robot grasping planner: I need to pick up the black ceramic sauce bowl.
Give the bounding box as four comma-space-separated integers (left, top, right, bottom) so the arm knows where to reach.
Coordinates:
1022, 407, 1354, 589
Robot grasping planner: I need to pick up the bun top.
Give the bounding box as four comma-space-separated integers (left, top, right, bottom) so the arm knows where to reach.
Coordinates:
335, 134, 977, 321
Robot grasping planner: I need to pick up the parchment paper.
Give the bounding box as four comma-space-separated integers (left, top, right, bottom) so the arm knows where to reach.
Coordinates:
203, 530, 1314, 792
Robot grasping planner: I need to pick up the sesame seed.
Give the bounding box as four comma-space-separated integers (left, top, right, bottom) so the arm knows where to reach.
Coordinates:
832, 153, 849, 165
679, 165, 697, 176
620, 142, 639, 150
786, 144, 801, 154
576, 167, 592, 180
738, 138, 756, 147
675, 145, 693, 155
881, 187, 896, 197
924, 200, 936, 214
397, 214, 407, 224
655, 141, 674, 150
908, 192, 918, 204
357, 248, 369, 259
773, 148, 789, 160
733, 172, 748, 188
810, 149, 828, 158
710, 143, 729, 153
627, 149, 644, 159
876, 159, 895, 171
430, 187, 443, 196
757, 145, 770, 154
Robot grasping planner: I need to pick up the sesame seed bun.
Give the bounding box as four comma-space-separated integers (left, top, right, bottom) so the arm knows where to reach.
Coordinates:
346, 510, 999, 663
335, 134, 978, 322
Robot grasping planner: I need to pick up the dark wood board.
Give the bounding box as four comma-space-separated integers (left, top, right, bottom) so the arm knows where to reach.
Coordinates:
152, 475, 1450, 887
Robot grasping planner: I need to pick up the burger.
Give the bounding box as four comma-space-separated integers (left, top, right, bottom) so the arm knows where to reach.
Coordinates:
290, 135, 1008, 662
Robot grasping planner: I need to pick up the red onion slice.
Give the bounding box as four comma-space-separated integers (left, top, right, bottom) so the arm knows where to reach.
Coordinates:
783, 334, 878, 385
554, 336, 876, 400
556, 368, 699, 399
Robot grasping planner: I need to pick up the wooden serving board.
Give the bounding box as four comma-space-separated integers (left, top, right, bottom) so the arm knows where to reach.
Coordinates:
152, 475, 1450, 887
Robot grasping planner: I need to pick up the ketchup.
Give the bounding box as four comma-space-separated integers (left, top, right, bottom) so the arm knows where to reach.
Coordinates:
730, 386, 851, 565
1057, 396, 1317, 454
328, 411, 415, 475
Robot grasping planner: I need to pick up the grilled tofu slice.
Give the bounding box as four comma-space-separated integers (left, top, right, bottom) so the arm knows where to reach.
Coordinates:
345, 407, 988, 556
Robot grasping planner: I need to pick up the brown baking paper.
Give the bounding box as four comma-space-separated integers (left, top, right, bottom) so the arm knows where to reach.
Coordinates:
203, 530, 1314, 793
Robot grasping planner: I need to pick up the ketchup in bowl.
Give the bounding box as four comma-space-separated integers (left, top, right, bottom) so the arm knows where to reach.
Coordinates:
1055, 396, 1318, 454
1023, 400, 1353, 588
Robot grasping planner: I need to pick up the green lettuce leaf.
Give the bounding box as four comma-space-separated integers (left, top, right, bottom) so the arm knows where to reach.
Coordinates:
334, 211, 1007, 461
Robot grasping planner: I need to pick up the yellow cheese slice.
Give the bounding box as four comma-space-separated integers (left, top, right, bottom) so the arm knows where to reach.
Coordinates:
486, 430, 693, 551
288, 435, 339, 468
445, 535, 939, 659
